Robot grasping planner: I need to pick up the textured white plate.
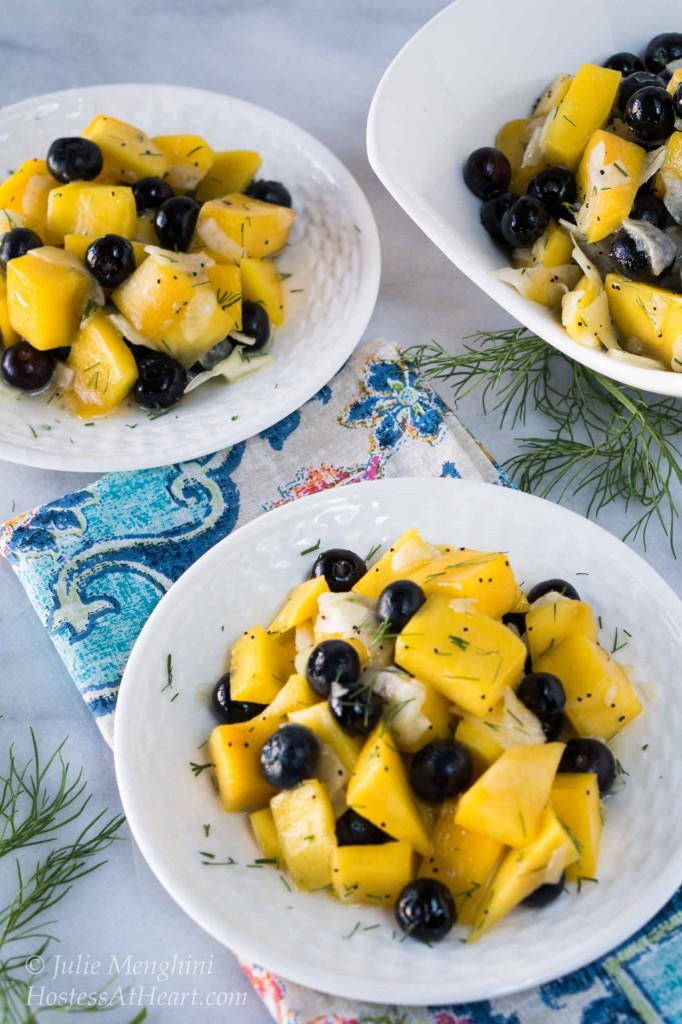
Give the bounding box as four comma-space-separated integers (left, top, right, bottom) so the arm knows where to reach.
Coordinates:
115, 478, 682, 1004
367, 0, 682, 397
0, 83, 380, 471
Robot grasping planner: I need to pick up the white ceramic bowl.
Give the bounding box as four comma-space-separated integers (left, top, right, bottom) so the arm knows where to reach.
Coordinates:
0, 83, 380, 471
114, 478, 682, 1004
367, 0, 682, 397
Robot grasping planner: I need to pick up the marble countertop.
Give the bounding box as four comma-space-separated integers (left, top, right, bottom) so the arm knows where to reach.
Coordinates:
1, 2, 680, 1022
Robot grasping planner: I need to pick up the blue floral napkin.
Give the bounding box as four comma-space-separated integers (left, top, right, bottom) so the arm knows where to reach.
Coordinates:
1, 339, 679, 1024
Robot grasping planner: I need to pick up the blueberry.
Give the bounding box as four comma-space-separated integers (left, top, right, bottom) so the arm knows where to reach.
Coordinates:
235, 301, 270, 350
1, 340, 55, 391
522, 872, 566, 908
527, 166, 577, 220
500, 196, 549, 247
132, 350, 187, 409
395, 879, 455, 943
306, 639, 360, 698
517, 673, 566, 719
603, 52, 645, 76
644, 32, 682, 75
625, 86, 675, 145
480, 191, 517, 242
609, 230, 669, 283
558, 738, 616, 796
47, 137, 103, 183
336, 809, 392, 846
211, 672, 267, 724
260, 723, 320, 789
463, 147, 511, 200
409, 741, 472, 803
526, 578, 580, 603
502, 611, 527, 635
329, 682, 383, 736
244, 179, 292, 208
85, 234, 136, 288
132, 176, 174, 213
629, 189, 668, 230
377, 580, 426, 633
312, 548, 367, 592
675, 82, 682, 120
154, 195, 200, 251
616, 71, 666, 113
0, 227, 42, 271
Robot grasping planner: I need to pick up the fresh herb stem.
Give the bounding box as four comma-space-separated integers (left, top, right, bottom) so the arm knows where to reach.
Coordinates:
410, 330, 682, 554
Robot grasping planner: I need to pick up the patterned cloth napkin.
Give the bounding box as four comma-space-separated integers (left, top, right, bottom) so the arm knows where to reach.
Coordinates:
1, 340, 679, 1024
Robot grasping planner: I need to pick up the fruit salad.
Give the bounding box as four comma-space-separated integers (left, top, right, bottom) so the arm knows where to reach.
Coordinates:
463, 32, 682, 373
205, 532, 643, 943
0, 115, 297, 417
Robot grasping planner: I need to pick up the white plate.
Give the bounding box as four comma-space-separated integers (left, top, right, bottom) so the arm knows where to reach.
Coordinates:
0, 83, 380, 471
114, 478, 682, 1004
367, 0, 682, 397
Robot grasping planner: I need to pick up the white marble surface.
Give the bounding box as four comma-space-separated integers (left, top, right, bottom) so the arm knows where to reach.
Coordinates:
1, 2, 680, 1022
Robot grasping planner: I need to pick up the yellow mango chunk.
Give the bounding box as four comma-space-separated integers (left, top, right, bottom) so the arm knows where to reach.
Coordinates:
153, 134, 215, 191
229, 625, 295, 704
47, 182, 137, 241
0, 159, 55, 235
64, 233, 147, 267
454, 717, 504, 779
470, 807, 578, 939
408, 549, 521, 620
668, 69, 682, 96
209, 675, 318, 814
534, 635, 642, 740
0, 276, 19, 347
195, 150, 262, 202
576, 130, 646, 243
0, 159, 50, 210
82, 115, 168, 182
347, 725, 431, 855
332, 841, 415, 906
353, 528, 435, 599
250, 807, 282, 861
159, 262, 242, 367
606, 274, 682, 368
240, 257, 285, 326
195, 193, 295, 260
551, 773, 602, 882
259, 673, 320, 723
208, 718, 276, 813
134, 211, 158, 244
111, 255, 195, 342
66, 312, 138, 417
394, 596, 526, 716
526, 599, 598, 662
544, 64, 621, 171
532, 222, 574, 268
288, 700, 362, 773
7, 248, 91, 350
455, 743, 565, 848
269, 576, 329, 633
271, 779, 337, 891
495, 118, 549, 194
419, 801, 504, 924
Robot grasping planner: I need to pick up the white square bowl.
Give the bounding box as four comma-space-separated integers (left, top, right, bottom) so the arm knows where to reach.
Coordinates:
367, 0, 682, 397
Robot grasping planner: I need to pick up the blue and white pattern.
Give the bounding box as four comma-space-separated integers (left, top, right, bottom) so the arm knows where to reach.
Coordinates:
2, 338, 679, 1024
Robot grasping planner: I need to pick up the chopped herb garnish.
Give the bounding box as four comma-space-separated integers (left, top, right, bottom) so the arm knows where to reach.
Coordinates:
190, 761, 214, 777
300, 539, 321, 556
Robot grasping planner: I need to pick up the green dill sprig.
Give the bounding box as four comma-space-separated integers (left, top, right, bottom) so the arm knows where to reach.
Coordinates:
0, 733, 126, 1024
410, 330, 682, 554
